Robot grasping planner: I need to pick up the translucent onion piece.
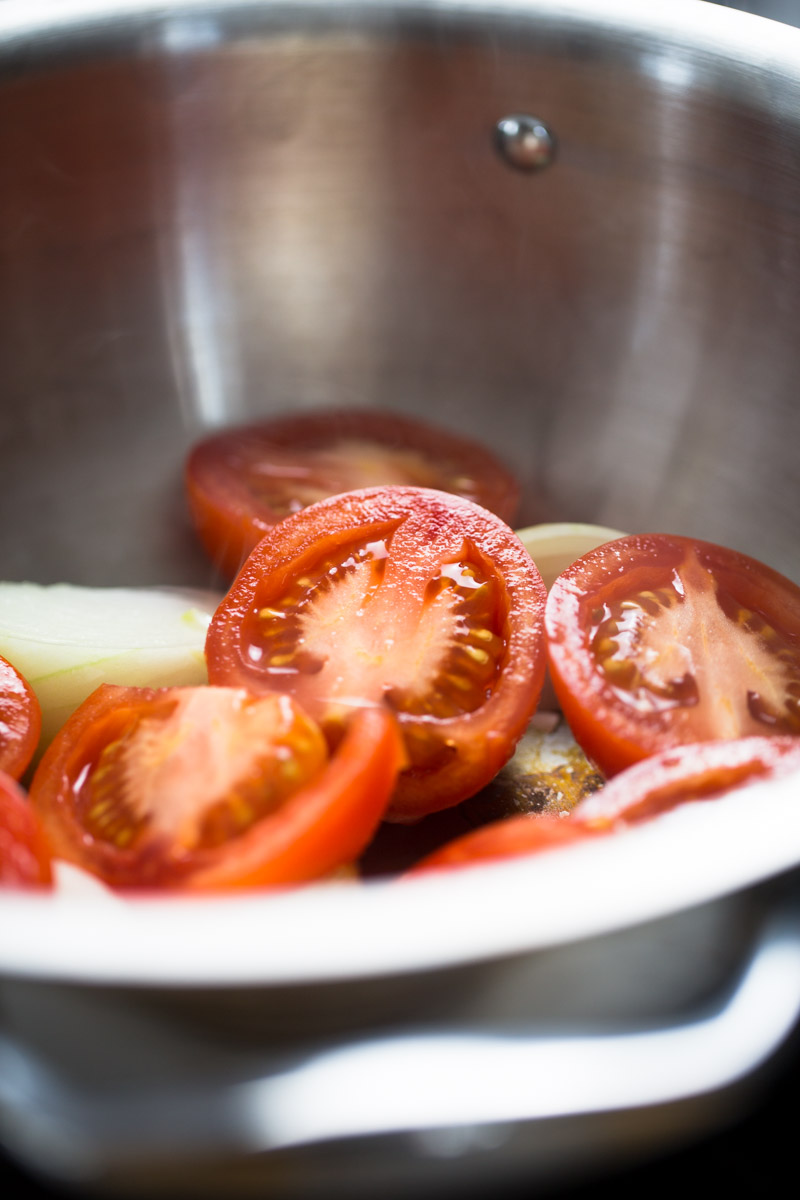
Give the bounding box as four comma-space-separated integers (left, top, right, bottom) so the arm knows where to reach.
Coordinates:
0, 583, 223, 751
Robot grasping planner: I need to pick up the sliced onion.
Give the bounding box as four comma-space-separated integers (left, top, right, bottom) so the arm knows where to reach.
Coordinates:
0, 583, 223, 750
515, 522, 627, 591
514, 523, 626, 715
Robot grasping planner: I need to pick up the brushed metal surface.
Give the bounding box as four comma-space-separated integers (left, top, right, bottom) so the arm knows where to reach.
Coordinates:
1, 1, 799, 588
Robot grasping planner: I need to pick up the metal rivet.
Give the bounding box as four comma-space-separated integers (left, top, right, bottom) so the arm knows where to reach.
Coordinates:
494, 115, 556, 171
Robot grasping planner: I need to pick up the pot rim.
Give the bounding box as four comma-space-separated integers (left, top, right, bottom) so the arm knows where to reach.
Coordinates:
2, 0, 800, 68
1, 768, 798, 986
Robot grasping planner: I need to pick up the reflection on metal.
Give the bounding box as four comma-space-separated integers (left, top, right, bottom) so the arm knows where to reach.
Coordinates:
259, 912, 800, 1147
1, 907, 799, 1176
494, 115, 557, 171
638, 48, 697, 90
158, 14, 223, 54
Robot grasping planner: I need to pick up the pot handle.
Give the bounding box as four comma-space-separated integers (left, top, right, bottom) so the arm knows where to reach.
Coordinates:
3, 903, 800, 1181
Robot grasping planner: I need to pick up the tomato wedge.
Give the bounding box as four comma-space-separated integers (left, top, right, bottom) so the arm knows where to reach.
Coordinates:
573, 736, 800, 829
205, 486, 547, 821
185, 408, 521, 578
28, 683, 404, 890
546, 534, 800, 776
0, 653, 42, 780
0, 770, 52, 888
406, 813, 605, 873
407, 734, 800, 872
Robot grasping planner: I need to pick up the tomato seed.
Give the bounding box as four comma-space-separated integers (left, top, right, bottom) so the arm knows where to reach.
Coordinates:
462, 645, 490, 666
592, 636, 619, 659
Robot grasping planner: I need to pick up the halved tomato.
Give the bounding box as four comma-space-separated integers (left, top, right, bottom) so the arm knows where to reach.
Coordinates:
546, 534, 800, 776
573, 735, 800, 829
205, 486, 547, 821
185, 408, 521, 578
0, 770, 52, 888
407, 734, 800, 872
406, 813, 605, 873
0, 653, 42, 780
28, 683, 404, 890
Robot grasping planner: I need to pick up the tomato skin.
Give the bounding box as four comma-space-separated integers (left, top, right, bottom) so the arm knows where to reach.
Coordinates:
573, 736, 800, 829
406, 813, 605, 873
28, 683, 404, 891
0, 654, 42, 780
0, 770, 52, 888
185, 408, 521, 579
545, 534, 800, 777
406, 735, 800, 873
206, 486, 547, 821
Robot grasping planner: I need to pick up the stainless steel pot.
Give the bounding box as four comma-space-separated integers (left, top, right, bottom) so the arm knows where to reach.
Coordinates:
1, 1, 800, 1195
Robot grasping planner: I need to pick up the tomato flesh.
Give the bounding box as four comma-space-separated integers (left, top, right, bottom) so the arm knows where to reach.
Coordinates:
185, 409, 521, 578
546, 534, 800, 776
246, 537, 504, 733
206, 486, 547, 820
0, 653, 42, 780
573, 736, 800, 828
29, 683, 404, 890
0, 770, 52, 888
77, 687, 327, 855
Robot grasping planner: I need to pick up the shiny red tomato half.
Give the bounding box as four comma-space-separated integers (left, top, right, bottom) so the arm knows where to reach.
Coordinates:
29, 683, 404, 891
0, 654, 42, 781
546, 534, 800, 776
406, 813, 605, 873
0, 770, 52, 888
573, 735, 800, 829
205, 486, 547, 821
185, 408, 521, 578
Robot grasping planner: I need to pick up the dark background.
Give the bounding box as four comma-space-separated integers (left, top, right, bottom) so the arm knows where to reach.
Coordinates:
2, 1019, 799, 1199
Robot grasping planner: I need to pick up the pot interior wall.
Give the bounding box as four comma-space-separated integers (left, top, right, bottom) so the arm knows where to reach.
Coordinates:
1, 4, 799, 587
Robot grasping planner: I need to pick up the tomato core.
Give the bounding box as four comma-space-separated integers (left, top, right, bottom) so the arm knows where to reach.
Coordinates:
73, 689, 327, 855
244, 535, 507, 744
591, 550, 800, 735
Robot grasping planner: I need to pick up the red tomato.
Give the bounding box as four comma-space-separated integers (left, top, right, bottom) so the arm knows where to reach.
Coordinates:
545, 534, 800, 776
0, 770, 52, 888
28, 683, 404, 891
406, 813, 605, 873
574, 735, 800, 829
205, 486, 547, 821
0, 653, 42, 780
185, 408, 521, 578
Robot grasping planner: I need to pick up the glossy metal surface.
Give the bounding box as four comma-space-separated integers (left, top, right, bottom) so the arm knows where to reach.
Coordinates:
2, 0, 800, 588
2, 902, 800, 1196
2, 0, 800, 1195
